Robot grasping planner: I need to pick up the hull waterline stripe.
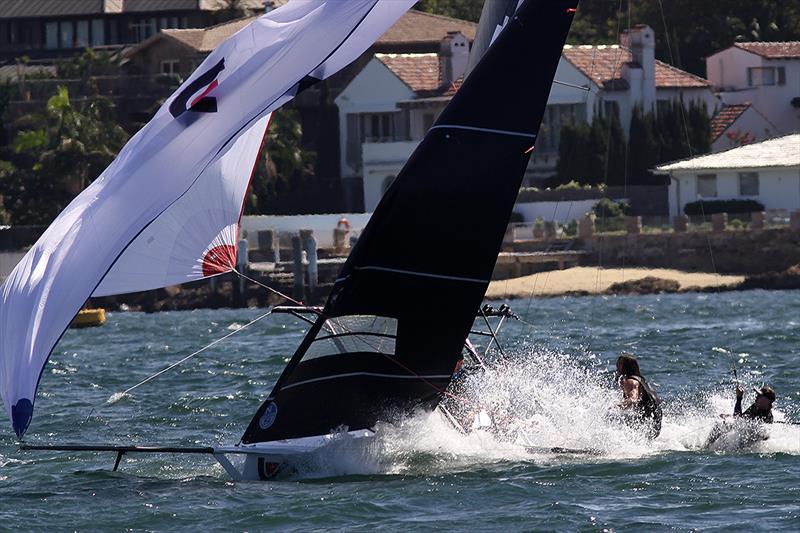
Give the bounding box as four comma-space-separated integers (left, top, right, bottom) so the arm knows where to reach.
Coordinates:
281, 372, 452, 391
430, 124, 537, 139
354, 266, 488, 284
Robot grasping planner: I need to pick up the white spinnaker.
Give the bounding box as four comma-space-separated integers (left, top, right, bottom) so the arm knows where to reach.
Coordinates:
0, 0, 416, 437
93, 114, 270, 296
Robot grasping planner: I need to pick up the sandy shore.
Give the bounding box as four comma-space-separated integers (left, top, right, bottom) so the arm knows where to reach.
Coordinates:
486, 267, 745, 299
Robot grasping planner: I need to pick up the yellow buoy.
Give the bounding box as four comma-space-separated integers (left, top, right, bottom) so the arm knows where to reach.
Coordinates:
71, 308, 106, 328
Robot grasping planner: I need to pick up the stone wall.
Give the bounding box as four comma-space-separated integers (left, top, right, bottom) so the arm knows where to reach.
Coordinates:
583, 227, 800, 274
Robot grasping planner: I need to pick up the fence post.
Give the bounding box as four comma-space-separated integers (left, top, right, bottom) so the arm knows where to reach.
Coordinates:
625, 216, 642, 235
578, 216, 594, 239
750, 211, 765, 231
292, 235, 305, 301
791, 210, 800, 231
712, 213, 727, 233
301, 229, 317, 300
258, 229, 280, 263
673, 215, 688, 233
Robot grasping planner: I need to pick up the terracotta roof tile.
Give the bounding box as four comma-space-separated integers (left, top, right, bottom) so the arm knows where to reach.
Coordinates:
733, 41, 800, 59
376, 53, 441, 93
376, 10, 477, 46
562, 45, 711, 89
710, 103, 750, 141
131, 9, 476, 56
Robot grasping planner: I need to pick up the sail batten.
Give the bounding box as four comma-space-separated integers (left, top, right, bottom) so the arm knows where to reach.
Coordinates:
243, 0, 579, 444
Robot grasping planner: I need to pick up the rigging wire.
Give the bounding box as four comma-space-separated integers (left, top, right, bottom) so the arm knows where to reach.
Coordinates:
107, 307, 274, 403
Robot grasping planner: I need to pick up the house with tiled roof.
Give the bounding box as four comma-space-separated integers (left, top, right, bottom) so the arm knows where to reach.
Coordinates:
706, 41, 800, 135
655, 134, 800, 218
0, 0, 265, 62
709, 102, 778, 153
335, 32, 469, 210
342, 23, 718, 209
121, 9, 477, 211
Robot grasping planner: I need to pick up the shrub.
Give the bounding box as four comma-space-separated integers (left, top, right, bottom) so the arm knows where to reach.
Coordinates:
593, 198, 631, 219
683, 199, 764, 216
508, 211, 525, 223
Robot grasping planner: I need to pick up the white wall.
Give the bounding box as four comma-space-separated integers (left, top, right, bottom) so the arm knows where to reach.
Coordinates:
709, 47, 800, 134
712, 106, 779, 152
334, 59, 414, 178
0, 251, 25, 282
362, 140, 418, 212
707, 46, 759, 90
241, 213, 373, 249
513, 199, 599, 223
667, 167, 800, 217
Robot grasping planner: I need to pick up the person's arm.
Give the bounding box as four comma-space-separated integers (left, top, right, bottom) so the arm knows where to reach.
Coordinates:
620, 378, 641, 408
734, 384, 743, 417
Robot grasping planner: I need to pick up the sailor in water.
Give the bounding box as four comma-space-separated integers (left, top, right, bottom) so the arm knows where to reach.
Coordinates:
705, 384, 775, 448
615, 354, 662, 439
734, 384, 775, 423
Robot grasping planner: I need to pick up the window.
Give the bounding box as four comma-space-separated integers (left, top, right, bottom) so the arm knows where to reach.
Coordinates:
697, 174, 717, 198
91, 19, 105, 46
160, 60, 180, 77
739, 172, 759, 196
303, 316, 398, 361
422, 113, 435, 133
748, 67, 786, 86
59, 21, 74, 48
537, 103, 587, 152
363, 112, 395, 142
76, 20, 89, 48
45, 22, 58, 49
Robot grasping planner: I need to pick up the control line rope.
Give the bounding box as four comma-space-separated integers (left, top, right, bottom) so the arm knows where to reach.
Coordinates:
90, 307, 274, 419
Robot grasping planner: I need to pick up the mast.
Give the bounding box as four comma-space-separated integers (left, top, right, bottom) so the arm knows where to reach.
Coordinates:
242, 0, 579, 444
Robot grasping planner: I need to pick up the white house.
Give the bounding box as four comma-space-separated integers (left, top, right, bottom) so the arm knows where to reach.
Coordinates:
706, 42, 800, 135
709, 102, 778, 153
655, 134, 800, 218
338, 24, 718, 212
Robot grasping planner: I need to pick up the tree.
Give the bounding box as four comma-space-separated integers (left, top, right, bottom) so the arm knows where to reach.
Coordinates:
0, 87, 128, 224
245, 108, 316, 214
415, 0, 483, 22
627, 105, 659, 185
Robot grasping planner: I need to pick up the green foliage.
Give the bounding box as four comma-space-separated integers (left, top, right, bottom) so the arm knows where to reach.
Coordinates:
684, 199, 764, 216
593, 197, 631, 219
566, 1, 800, 76
563, 219, 578, 237
0, 86, 128, 224
415, 0, 483, 22
246, 108, 316, 214
556, 100, 711, 188
555, 111, 626, 186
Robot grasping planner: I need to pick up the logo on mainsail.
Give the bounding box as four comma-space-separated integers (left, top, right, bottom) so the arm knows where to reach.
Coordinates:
169, 58, 225, 118
258, 401, 278, 429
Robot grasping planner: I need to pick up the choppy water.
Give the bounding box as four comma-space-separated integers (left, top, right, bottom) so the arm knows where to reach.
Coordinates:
1, 290, 798, 531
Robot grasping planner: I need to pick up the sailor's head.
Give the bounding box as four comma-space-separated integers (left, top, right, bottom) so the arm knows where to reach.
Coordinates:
753, 386, 776, 410
616, 353, 641, 378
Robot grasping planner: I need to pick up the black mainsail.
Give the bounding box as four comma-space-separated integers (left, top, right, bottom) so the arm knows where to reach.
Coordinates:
242, 0, 579, 444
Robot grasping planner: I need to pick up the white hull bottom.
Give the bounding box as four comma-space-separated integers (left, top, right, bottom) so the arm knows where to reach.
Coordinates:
212, 429, 379, 481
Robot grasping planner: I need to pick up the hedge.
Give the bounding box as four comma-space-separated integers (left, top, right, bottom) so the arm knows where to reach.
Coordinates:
683, 199, 764, 216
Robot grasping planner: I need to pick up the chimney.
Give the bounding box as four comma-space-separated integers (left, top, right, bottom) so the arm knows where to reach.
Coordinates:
620, 24, 656, 111
440, 32, 470, 87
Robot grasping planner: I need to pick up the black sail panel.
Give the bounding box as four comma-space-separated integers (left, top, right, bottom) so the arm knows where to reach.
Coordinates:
242, 0, 579, 444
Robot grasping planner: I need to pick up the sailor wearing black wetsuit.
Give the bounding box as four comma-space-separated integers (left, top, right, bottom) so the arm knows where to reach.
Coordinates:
616, 354, 663, 439
735, 385, 775, 423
